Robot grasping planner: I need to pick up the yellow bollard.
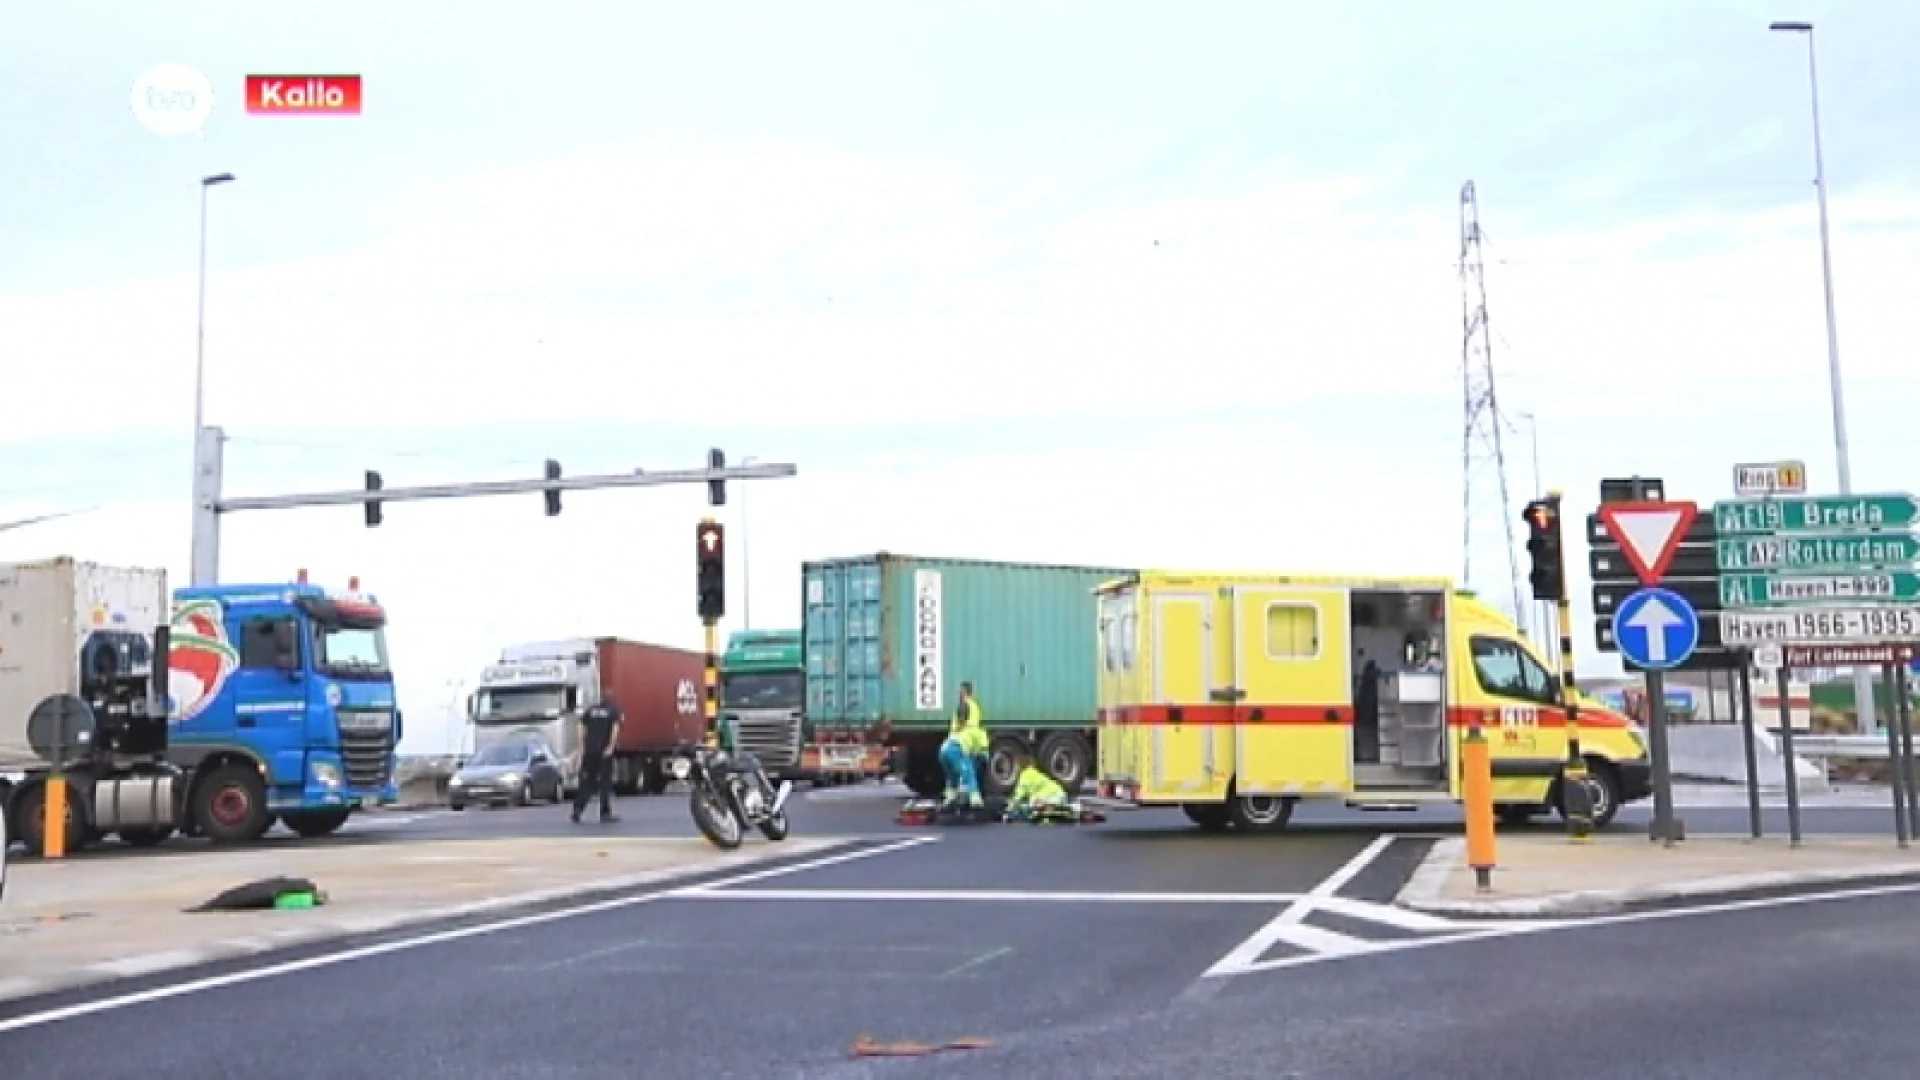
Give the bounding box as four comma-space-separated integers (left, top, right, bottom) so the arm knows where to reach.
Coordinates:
43, 774, 68, 860
1462, 723, 1496, 893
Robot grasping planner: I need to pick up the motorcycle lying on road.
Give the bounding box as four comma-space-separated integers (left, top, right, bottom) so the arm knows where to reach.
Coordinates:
671, 742, 794, 850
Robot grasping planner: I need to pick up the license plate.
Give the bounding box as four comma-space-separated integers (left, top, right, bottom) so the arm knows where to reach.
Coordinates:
823, 748, 862, 769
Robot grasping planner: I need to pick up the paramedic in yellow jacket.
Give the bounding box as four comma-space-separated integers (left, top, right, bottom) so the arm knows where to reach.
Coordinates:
1008, 747, 1068, 814
939, 681, 989, 809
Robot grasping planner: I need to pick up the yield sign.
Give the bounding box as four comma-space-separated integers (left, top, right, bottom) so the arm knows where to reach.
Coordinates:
1597, 500, 1699, 586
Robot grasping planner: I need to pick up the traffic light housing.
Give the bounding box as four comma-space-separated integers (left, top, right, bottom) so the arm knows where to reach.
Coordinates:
543, 459, 562, 516
1523, 496, 1564, 601
696, 520, 725, 621
707, 447, 726, 507
364, 470, 383, 527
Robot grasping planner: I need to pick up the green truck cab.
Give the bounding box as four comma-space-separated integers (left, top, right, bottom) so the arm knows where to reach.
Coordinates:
720, 629, 807, 780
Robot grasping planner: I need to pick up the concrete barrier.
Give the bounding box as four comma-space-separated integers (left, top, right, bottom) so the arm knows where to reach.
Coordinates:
1668, 724, 1826, 793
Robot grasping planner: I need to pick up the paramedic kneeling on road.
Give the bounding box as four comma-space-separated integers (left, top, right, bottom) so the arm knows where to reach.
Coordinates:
940, 681, 989, 809
1008, 747, 1068, 813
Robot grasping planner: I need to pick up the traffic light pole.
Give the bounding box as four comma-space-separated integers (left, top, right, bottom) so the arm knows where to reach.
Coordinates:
695, 516, 727, 749
187, 424, 797, 585
1527, 490, 1593, 842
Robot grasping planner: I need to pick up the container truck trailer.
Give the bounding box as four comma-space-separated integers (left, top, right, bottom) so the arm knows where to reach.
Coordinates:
801, 554, 1130, 799
0, 559, 401, 853
465, 637, 705, 799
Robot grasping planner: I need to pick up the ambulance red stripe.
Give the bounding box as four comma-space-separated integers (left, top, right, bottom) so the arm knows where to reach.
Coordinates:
1097, 704, 1626, 729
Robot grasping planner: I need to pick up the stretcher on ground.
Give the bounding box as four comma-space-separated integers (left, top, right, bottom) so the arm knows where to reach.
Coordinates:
896, 796, 1107, 827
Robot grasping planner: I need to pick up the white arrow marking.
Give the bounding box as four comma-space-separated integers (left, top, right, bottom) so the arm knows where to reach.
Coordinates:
1627, 594, 1685, 665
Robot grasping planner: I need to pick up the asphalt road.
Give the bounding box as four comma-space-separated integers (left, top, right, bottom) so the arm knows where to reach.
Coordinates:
5, 820, 1920, 1078
10, 779, 1917, 865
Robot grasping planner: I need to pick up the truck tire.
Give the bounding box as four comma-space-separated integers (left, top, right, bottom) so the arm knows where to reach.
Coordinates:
12, 779, 91, 856
1037, 732, 1092, 795
117, 826, 175, 848
641, 761, 670, 796
281, 809, 352, 838
983, 736, 1028, 796
193, 765, 272, 844
903, 743, 946, 800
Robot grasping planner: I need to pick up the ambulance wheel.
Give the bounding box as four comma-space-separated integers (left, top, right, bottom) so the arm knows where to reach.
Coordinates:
1228, 794, 1295, 832
1552, 758, 1622, 829
1037, 733, 1091, 795
1182, 803, 1231, 833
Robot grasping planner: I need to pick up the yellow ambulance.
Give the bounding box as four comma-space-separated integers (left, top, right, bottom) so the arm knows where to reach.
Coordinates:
1094, 571, 1652, 831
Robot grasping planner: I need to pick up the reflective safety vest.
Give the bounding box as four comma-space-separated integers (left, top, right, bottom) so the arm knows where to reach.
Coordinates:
951, 697, 989, 756
1011, 765, 1066, 806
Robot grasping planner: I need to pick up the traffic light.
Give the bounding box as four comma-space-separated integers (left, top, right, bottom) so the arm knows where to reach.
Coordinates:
696, 519, 725, 621
1523, 495, 1564, 601
706, 447, 726, 508
364, 471, 383, 527
543, 459, 562, 516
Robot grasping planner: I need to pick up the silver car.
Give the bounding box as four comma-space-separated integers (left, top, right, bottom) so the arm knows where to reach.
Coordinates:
448, 741, 565, 809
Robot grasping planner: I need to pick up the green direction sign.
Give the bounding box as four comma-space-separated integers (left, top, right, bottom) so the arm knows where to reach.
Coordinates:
1714, 493, 1920, 536
1720, 570, 1920, 608
1715, 532, 1920, 572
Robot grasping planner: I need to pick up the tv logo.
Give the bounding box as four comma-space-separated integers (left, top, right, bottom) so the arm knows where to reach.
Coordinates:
129, 64, 216, 136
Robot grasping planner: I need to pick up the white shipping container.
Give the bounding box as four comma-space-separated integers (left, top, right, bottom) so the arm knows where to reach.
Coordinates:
0, 558, 169, 770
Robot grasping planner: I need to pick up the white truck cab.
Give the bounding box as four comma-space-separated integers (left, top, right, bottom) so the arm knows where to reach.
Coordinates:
468, 652, 593, 793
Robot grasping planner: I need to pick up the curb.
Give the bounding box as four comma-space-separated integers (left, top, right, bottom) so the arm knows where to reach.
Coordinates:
1395, 837, 1920, 917
0, 837, 854, 1005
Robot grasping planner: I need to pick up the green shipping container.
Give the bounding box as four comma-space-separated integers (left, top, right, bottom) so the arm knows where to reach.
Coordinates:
801, 553, 1132, 797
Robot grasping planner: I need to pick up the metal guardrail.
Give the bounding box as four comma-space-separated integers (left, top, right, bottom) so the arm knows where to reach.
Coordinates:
393, 754, 469, 784
1789, 734, 1892, 761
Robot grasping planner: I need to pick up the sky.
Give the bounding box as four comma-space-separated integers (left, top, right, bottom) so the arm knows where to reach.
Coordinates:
4, 1, 1917, 752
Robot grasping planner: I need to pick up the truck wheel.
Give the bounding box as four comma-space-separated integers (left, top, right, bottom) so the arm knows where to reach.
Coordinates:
903, 744, 946, 800
983, 737, 1028, 796
281, 809, 352, 838
193, 765, 272, 844
1037, 733, 1092, 795
1227, 794, 1296, 832
12, 780, 91, 855
1181, 802, 1231, 833
641, 761, 670, 796
117, 826, 175, 848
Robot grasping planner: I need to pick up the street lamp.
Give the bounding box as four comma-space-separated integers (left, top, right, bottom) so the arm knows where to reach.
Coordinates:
1517, 412, 1555, 669
1769, 20, 1876, 732
739, 455, 758, 629
194, 172, 235, 438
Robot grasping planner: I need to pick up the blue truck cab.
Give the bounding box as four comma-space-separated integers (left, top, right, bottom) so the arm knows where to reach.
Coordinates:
167, 578, 401, 842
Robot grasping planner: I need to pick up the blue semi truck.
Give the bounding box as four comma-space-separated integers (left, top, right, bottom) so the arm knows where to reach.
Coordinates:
0, 559, 400, 852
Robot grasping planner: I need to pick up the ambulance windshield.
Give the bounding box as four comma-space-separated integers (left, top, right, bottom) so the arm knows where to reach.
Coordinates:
1468, 636, 1556, 705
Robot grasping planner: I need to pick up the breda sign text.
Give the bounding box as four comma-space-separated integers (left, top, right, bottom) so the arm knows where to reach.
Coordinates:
245, 75, 363, 115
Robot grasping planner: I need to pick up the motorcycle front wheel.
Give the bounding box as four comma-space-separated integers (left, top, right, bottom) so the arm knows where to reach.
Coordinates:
690, 785, 744, 850
758, 809, 790, 842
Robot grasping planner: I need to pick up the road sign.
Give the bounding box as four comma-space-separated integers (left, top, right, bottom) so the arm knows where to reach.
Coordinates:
1597, 501, 1699, 585
1713, 532, 1920, 572
1720, 605, 1920, 647
1732, 461, 1807, 497
1785, 644, 1915, 667
1612, 587, 1701, 671
1713, 494, 1920, 537
1754, 644, 1784, 671
1719, 570, 1920, 608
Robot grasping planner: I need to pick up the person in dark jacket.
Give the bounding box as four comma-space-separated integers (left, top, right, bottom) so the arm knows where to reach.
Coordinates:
571, 701, 623, 824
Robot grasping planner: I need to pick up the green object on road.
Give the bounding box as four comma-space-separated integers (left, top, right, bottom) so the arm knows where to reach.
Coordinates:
273, 890, 318, 910
1715, 533, 1920, 572
1713, 494, 1919, 536
1720, 571, 1920, 608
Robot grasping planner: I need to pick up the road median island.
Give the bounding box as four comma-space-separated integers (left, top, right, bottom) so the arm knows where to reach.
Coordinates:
0, 835, 847, 1004
1398, 833, 1920, 917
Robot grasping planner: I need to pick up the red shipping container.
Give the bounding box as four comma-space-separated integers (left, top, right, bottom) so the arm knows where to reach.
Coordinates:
599, 639, 707, 753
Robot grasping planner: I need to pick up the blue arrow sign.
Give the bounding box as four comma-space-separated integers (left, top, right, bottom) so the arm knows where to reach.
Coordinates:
1611, 586, 1701, 671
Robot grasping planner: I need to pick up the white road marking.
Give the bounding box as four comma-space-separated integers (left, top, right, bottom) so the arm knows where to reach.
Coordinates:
0, 836, 937, 1035
1185, 834, 1401, 999
679, 888, 1307, 904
